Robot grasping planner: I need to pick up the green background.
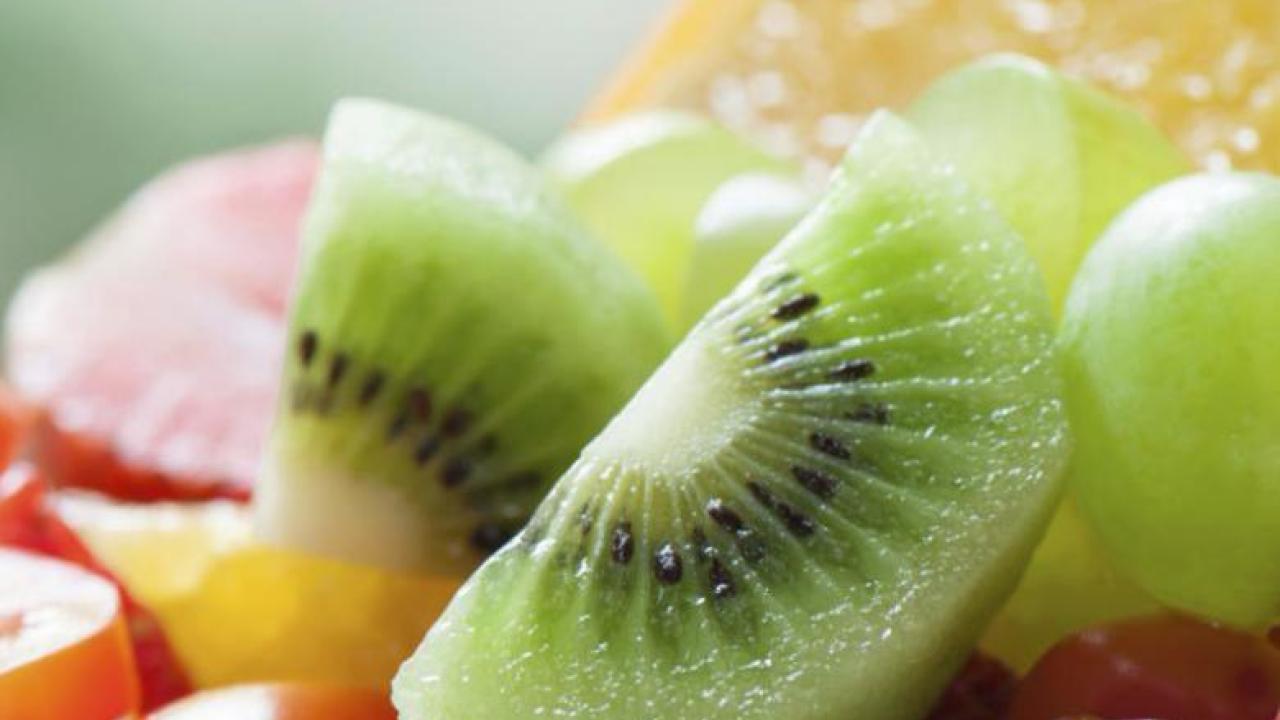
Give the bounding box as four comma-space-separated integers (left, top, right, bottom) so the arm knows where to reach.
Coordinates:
0, 0, 666, 311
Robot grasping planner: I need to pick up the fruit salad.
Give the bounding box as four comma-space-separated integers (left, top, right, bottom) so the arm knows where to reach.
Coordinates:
2, 2, 1279, 719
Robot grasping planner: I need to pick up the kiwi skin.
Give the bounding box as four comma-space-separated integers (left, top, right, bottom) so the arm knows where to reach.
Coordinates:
394, 113, 1068, 719
254, 99, 670, 575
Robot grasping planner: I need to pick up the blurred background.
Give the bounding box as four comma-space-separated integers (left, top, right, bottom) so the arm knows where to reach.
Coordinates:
0, 0, 668, 307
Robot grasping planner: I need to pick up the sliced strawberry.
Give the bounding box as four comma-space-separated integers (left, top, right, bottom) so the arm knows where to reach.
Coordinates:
0, 463, 192, 710
5, 141, 317, 501
0, 385, 33, 469
926, 653, 1019, 720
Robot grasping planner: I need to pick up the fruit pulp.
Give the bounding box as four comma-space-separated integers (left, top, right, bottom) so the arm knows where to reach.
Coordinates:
593, 0, 1280, 175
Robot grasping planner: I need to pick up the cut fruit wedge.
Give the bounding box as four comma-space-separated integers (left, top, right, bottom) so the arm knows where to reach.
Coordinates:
55, 491, 461, 689
591, 0, 1280, 173
5, 141, 318, 501
151, 683, 395, 720
0, 548, 140, 720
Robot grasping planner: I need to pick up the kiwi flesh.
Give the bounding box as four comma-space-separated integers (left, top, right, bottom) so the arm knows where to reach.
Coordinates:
253, 99, 670, 574
393, 113, 1069, 719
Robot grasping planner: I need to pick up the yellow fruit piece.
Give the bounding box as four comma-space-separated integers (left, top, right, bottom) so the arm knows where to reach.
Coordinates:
53, 492, 459, 690
591, 0, 1280, 174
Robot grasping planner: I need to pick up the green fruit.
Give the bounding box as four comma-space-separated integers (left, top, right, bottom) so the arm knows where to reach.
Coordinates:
1061, 172, 1280, 628
907, 53, 1189, 313
253, 99, 670, 574
394, 113, 1069, 720
543, 111, 792, 327
682, 172, 812, 328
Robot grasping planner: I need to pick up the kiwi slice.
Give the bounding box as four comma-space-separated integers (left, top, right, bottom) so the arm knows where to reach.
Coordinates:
393, 113, 1069, 719
253, 99, 670, 574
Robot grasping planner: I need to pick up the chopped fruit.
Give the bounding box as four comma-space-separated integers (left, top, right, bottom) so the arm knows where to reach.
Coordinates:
55, 490, 461, 689
0, 386, 32, 469
150, 683, 395, 720
0, 464, 191, 709
1061, 174, 1280, 627
543, 112, 792, 328
0, 548, 140, 720
393, 113, 1068, 720
1009, 614, 1280, 720
255, 100, 668, 574
5, 141, 318, 501
925, 654, 1018, 720
590, 0, 1280, 173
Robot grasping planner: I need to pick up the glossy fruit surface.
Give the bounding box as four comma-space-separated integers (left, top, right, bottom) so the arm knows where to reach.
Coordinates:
150, 683, 395, 720
0, 464, 191, 709
5, 141, 317, 501
57, 490, 460, 689
1009, 614, 1280, 720
0, 547, 140, 720
1061, 173, 1280, 627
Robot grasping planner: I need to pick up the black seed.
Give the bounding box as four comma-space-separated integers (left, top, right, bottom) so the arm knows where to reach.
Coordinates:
408, 388, 432, 422
298, 331, 318, 367
441, 457, 471, 488
359, 371, 385, 405
747, 481, 815, 538
471, 523, 511, 553
690, 527, 712, 562
792, 465, 837, 500
442, 408, 472, 437
653, 543, 683, 584
766, 339, 810, 362
709, 559, 736, 599
848, 402, 891, 425
776, 502, 816, 537
706, 499, 745, 533
414, 436, 440, 465
476, 434, 499, 455
327, 353, 349, 388
810, 432, 851, 460
611, 522, 634, 564
772, 292, 820, 321
736, 530, 767, 563
387, 413, 410, 440
831, 359, 876, 382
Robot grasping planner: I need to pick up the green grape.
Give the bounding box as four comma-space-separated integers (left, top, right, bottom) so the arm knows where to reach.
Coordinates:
907, 53, 1189, 313
542, 112, 792, 327
1061, 172, 1280, 628
681, 172, 812, 329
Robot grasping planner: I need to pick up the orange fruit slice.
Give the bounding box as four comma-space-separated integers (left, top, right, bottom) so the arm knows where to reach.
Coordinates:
591, 0, 1280, 173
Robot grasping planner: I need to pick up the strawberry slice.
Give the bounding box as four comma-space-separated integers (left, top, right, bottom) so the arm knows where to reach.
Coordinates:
4, 141, 317, 501
0, 463, 192, 710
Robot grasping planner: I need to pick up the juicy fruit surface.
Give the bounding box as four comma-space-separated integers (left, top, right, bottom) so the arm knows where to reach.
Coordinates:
56, 491, 459, 690
1061, 173, 1280, 628
5, 141, 317, 500
257, 99, 668, 573
593, 0, 1280, 174
1008, 614, 1280, 720
394, 114, 1068, 720
906, 54, 1188, 312
0, 548, 140, 720
0, 465, 191, 709
544, 112, 791, 327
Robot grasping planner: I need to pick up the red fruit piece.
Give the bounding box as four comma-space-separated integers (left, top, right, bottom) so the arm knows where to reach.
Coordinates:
5, 141, 318, 501
1009, 613, 1280, 720
926, 653, 1019, 720
0, 385, 32, 469
0, 463, 192, 710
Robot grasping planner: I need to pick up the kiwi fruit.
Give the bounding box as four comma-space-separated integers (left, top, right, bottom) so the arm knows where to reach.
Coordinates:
393, 113, 1069, 719
253, 99, 670, 574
